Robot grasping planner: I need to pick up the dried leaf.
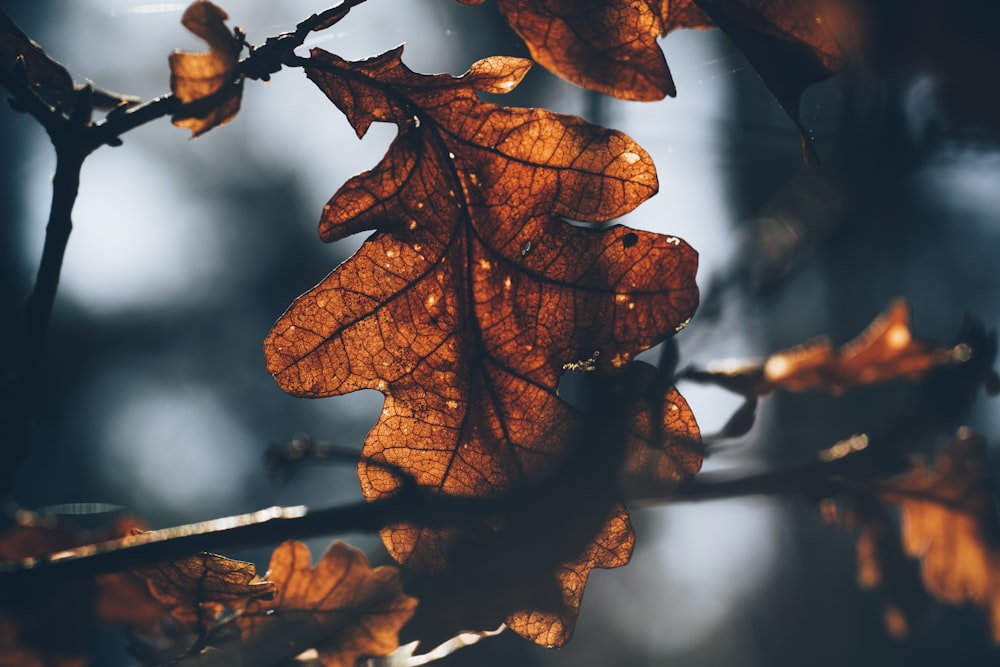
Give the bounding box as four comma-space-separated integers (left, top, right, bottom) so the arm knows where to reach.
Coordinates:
679, 1, 846, 164
820, 494, 928, 640
619, 362, 703, 482
880, 431, 1000, 642
169, 0, 243, 136
0, 10, 73, 96
767, 299, 959, 392
2, 11, 139, 116
403, 362, 700, 647
264, 46, 700, 644
464, 0, 677, 101
686, 299, 967, 396
239, 541, 417, 667
506, 502, 634, 646
465, 0, 846, 161
404, 491, 635, 648
0, 513, 164, 667
137, 550, 275, 633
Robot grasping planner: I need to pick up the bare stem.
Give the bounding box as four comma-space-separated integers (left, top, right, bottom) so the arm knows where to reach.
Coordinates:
0, 492, 465, 586
295, 0, 372, 36
0, 144, 85, 496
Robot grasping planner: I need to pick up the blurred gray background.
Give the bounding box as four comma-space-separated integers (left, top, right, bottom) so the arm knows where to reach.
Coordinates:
2, 1, 999, 665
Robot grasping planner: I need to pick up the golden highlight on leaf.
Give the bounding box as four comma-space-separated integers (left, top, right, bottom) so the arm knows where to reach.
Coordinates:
477, 0, 677, 101
505, 503, 634, 646
404, 363, 701, 648
620, 365, 703, 481
465, 0, 847, 161
689, 299, 967, 396
264, 46, 700, 644
169, 0, 243, 136
0, 515, 164, 667
240, 541, 417, 667
765, 299, 955, 392
880, 431, 1000, 642
137, 549, 275, 633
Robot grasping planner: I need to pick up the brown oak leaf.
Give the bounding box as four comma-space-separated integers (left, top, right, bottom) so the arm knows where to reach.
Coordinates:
461, 0, 683, 101
488, 500, 636, 648
0, 10, 73, 97
819, 494, 928, 641
682, 0, 847, 163
405, 361, 701, 647
1, 11, 138, 113
137, 549, 275, 634
169, 0, 244, 136
880, 430, 1000, 642
619, 363, 703, 482
264, 47, 699, 644
684, 299, 968, 397
825, 430, 1000, 642
238, 541, 417, 667
0, 514, 163, 667
463, 0, 846, 162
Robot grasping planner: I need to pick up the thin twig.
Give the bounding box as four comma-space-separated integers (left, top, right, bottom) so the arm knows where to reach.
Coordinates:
0, 490, 480, 586
88, 94, 179, 149
624, 450, 864, 505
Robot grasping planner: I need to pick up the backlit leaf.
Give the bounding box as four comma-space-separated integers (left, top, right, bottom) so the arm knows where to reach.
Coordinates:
685, 299, 968, 396
880, 431, 1000, 642
462, 0, 679, 101
239, 541, 417, 667
0, 10, 73, 97
405, 362, 701, 647
506, 501, 634, 646
464, 0, 847, 161
0, 514, 164, 667
168, 0, 243, 136
681, 0, 846, 164
619, 362, 703, 482
1, 11, 138, 113
264, 46, 700, 644
819, 493, 929, 640
137, 549, 275, 634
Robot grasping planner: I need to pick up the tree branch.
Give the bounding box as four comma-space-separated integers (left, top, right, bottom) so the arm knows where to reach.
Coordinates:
88, 94, 179, 148
0, 1, 373, 498
0, 445, 894, 588
0, 119, 88, 496
0, 491, 480, 587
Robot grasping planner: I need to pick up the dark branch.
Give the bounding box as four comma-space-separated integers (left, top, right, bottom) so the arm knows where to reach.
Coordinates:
0, 1, 373, 498
0, 147, 85, 479
0, 489, 484, 587
0, 63, 91, 495
0, 441, 899, 588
